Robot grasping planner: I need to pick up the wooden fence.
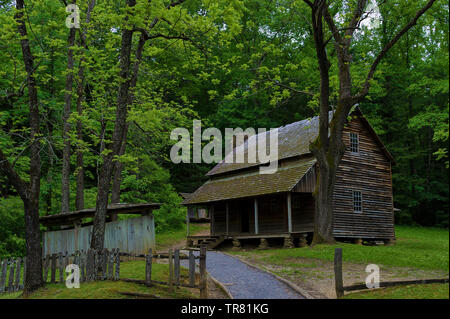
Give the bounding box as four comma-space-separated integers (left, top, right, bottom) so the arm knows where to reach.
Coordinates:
334, 248, 449, 298
121, 245, 208, 298
43, 248, 121, 284
0, 257, 26, 293
0, 248, 120, 294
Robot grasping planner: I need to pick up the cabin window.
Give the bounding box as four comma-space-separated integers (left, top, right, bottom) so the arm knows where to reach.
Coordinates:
350, 132, 359, 153
353, 190, 362, 213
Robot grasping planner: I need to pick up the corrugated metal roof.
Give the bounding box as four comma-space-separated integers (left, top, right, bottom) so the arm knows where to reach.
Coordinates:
184, 157, 316, 204
206, 112, 330, 176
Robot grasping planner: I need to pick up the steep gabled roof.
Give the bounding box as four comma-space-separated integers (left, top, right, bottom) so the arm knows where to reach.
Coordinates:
206, 111, 330, 177
207, 107, 393, 177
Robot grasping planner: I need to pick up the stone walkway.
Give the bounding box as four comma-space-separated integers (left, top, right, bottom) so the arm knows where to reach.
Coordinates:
182, 251, 305, 299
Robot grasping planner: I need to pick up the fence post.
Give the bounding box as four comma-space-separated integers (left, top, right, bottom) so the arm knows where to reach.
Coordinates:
174, 249, 180, 286
58, 252, 64, 283
80, 250, 86, 282
0, 259, 7, 293
21, 257, 26, 290
199, 245, 207, 298
102, 249, 108, 280
145, 248, 152, 286
86, 249, 96, 281
168, 249, 174, 292
334, 248, 344, 298
189, 250, 195, 286
50, 253, 57, 283
108, 249, 114, 280
14, 258, 21, 292
8, 259, 15, 292
114, 248, 120, 280
43, 254, 49, 283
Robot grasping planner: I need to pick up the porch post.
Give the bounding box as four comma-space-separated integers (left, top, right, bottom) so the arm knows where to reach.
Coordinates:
287, 192, 292, 233
254, 198, 259, 235
210, 204, 214, 236
226, 202, 229, 236
186, 207, 190, 237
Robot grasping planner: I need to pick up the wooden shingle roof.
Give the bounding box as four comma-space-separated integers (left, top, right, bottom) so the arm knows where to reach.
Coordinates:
206, 112, 326, 177
184, 157, 316, 204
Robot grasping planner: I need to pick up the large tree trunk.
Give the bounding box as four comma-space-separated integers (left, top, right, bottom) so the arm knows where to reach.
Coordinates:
15, 0, 43, 293
75, 64, 85, 211
90, 0, 136, 252
110, 34, 146, 206
304, 0, 435, 245
75, 0, 96, 211
307, 0, 336, 244
61, 24, 77, 213
110, 135, 126, 205
45, 49, 56, 216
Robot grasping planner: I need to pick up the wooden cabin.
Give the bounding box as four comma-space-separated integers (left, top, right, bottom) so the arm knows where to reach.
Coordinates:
183, 108, 395, 248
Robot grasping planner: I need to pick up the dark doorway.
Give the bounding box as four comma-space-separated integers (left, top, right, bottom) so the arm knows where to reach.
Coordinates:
241, 209, 249, 233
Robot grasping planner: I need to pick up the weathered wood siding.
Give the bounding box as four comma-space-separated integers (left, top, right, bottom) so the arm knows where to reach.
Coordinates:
211, 202, 226, 235
211, 195, 287, 235
257, 194, 287, 234
332, 117, 395, 239
293, 164, 317, 193
291, 193, 315, 232
43, 215, 156, 255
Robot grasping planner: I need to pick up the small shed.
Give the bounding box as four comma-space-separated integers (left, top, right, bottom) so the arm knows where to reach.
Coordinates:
40, 203, 161, 255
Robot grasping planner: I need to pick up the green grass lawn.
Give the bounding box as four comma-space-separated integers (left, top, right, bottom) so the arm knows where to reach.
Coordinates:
1, 260, 197, 299
344, 283, 449, 299
230, 225, 449, 299
231, 226, 449, 271
1, 223, 211, 299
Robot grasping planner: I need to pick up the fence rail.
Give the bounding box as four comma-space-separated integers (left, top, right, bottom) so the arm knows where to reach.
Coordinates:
0, 248, 120, 294
334, 248, 449, 298
121, 245, 208, 298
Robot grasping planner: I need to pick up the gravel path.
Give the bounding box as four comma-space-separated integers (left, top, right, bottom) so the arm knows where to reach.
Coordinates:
182, 251, 304, 299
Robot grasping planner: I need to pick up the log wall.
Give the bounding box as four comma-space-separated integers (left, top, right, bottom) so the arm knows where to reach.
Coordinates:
332, 117, 395, 239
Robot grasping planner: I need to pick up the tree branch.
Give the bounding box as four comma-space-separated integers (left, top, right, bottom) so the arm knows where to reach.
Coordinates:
0, 149, 29, 201
267, 76, 315, 96
354, 0, 437, 101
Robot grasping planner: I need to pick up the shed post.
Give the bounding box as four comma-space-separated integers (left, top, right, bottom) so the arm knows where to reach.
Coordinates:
226, 202, 229, 236
254, 198, 259, 235
287, 192, 292, 233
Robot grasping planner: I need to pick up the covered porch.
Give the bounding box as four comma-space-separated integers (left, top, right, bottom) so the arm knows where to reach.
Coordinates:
187, 192, 315, 249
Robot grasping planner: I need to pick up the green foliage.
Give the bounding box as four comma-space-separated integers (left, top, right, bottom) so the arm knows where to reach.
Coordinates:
0, 0, 448, 259
0, 197, 26, 258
